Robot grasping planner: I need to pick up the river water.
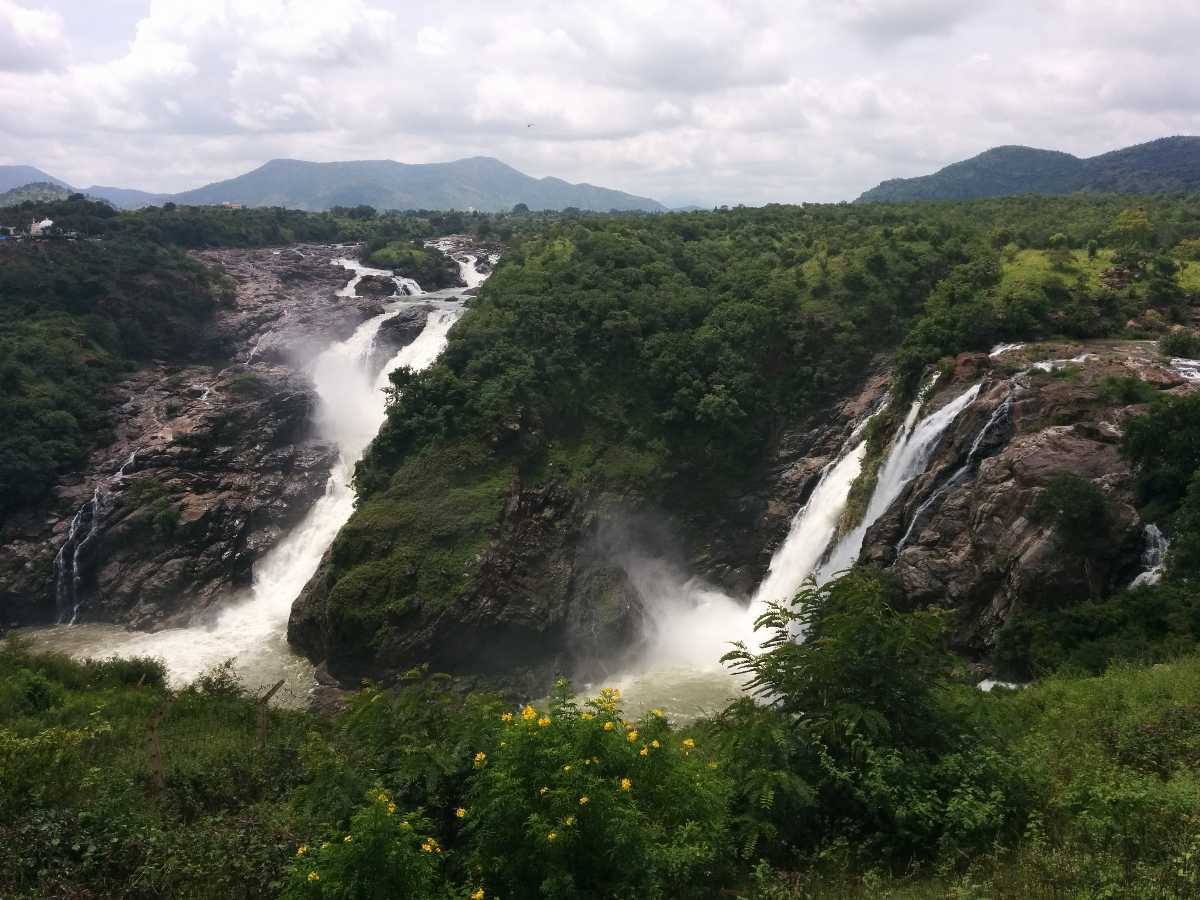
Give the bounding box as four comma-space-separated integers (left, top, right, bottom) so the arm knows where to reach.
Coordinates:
23, 253, 476, 704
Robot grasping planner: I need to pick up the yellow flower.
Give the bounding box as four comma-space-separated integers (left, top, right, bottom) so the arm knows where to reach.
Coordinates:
500, 712, 513, 723
539, 786, 549, 796
537, 716, 551, 727
603, 721, 615, 732
652, 708, 665, 718
639, 746, 649, 757
377, 791, 390, 803
547, 831, 558, 842
471, 890, 485, 900
474, 751, 487, 767
681, 737, 696, 750
627, 730, 638, 742
456, 807, 467, 819
562, 764, 572, 773
343, 835, 353, 843
307, 871, 320, 882
579, 795, 589, 805
564, 815, 576, 826
522, 705, 537, 721
581, 712, 594, 721
620, 777, 632, 791
295, 845, 308, 857
320, 842, 330, 850
651, 740, 660, 749
387, 802, 396, 814
500, 741, 507, 747
421, 841, 435, 853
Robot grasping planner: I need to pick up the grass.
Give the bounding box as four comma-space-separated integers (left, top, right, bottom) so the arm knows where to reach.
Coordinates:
998, 248, 1118, 295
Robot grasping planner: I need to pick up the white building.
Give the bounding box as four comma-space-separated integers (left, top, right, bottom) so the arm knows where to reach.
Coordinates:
30, 218, 54, 236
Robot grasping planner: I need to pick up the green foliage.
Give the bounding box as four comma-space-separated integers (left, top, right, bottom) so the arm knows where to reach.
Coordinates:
361, 240, 461, 288
1161, 329, 1200, 358
0, 239, 218, 516
1029, 472, 1112, 561
465, 682, 731, 899
1123, 392, 1200, 515
281, 798, 444, 900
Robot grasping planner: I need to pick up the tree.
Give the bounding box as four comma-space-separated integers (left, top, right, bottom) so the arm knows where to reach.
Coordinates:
511, 202, 529, 215
1106, 207, 1153, 250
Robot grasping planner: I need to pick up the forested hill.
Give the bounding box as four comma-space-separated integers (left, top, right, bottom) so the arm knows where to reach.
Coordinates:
166, 157, 666, 213
857, 135, 1200, 202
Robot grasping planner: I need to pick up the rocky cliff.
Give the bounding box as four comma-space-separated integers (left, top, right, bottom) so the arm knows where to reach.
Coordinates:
859, 341, 1198, 661
0, 245, 369, 629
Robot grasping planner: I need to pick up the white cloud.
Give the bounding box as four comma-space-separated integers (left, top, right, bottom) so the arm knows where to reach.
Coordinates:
1, 0, 1199, 204
0, 0, 67, 71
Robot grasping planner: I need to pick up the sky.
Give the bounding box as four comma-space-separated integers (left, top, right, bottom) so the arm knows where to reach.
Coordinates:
1, 0, 1199, 207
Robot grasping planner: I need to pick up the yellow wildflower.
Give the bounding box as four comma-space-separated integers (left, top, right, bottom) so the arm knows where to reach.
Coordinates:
307, 871, 320, 882
620, 777, 632, 791
522, 705, 537, 721
377, 791, 389, 803
500, 712, 513, 723
343, 835, 353, 843
474, 751, 487, 767
471, 890, 485, 900
639, 746, 649, 757
421, 841, 435, 854
652, 708, 665, 718
681, 737, 696, 750
581, 712, 594, 721
651, 740, 660, 749
387, 802, 396, 814
563, 764, 572, 773
320, 842, 330, 850
295, 845, 308, 857
579, 795, 589, 805
537, 716, 551, 727
539, 786, 549, 796
547, 831, 558, 842
603, 721, 615, 732
564, 815, 576, 826
627, 730, 638, 742
456, 807, 467, 819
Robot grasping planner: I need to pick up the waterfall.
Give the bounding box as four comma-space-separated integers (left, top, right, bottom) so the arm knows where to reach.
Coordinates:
1171, 357, 1200, 383
1130, 523, 1170, 588
816, 380, 981, 583
32, 253, 478, 693
895, 390, 1012, 552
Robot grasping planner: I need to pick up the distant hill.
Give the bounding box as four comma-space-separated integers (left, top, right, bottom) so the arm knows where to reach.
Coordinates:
169, 157, 665, 213
83, 185, 170, 209
0, 166, 69, 194
0, 181, 75, 207
857, 136, 1200, 202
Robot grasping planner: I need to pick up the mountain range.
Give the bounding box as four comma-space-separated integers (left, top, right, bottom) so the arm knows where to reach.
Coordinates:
0, 157, 664, 213
857, 136, 1200, 202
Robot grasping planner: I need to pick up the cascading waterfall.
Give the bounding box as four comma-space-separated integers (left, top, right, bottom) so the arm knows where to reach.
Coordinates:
28, 255, 475, 696
1130, 523, 1170, 588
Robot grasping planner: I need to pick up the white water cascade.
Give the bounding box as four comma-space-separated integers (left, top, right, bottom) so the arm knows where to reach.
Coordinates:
1130, 523, 1170, 588
25, 256, 474, 698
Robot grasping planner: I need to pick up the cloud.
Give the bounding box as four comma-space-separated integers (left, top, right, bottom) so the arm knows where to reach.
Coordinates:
1, 0, 1198, 204
0, 0, 66, 71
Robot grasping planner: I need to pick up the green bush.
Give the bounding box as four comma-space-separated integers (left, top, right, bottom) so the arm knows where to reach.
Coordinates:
464, 682, 731, 899
1160, 329, 1200, 359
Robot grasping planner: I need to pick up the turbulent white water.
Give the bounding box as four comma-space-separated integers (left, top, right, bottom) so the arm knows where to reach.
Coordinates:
25, 255, 472, 699
1130, 523, 1170, 588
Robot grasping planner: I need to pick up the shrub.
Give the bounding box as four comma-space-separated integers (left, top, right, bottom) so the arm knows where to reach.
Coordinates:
464, 681, 732, 899
1160, 329, 1200, 359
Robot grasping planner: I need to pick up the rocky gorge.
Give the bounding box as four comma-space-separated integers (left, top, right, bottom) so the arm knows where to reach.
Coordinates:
1, 244, 381, 630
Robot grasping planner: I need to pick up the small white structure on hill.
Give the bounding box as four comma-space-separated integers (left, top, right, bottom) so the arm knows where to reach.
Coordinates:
30, 218, 54, 236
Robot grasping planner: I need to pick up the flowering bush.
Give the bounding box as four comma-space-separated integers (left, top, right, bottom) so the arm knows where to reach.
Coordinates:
463, 681, 731, 899
280, 791, 443, 900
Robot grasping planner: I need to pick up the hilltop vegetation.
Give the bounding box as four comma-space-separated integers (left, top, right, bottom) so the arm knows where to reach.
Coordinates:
858, 136, 1200, 202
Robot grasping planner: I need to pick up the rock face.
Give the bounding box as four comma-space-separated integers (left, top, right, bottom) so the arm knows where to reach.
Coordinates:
289, 477, 647, 696
858, 340, 1196, 658
369, 305, 433, 372
355, 274, 396, 297
0, 245, 369, 629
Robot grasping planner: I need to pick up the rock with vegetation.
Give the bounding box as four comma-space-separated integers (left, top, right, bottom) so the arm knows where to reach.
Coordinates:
354, 273, 396, 297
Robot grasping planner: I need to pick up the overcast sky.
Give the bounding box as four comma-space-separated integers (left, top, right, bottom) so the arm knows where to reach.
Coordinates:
2, 0, 1198, 206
